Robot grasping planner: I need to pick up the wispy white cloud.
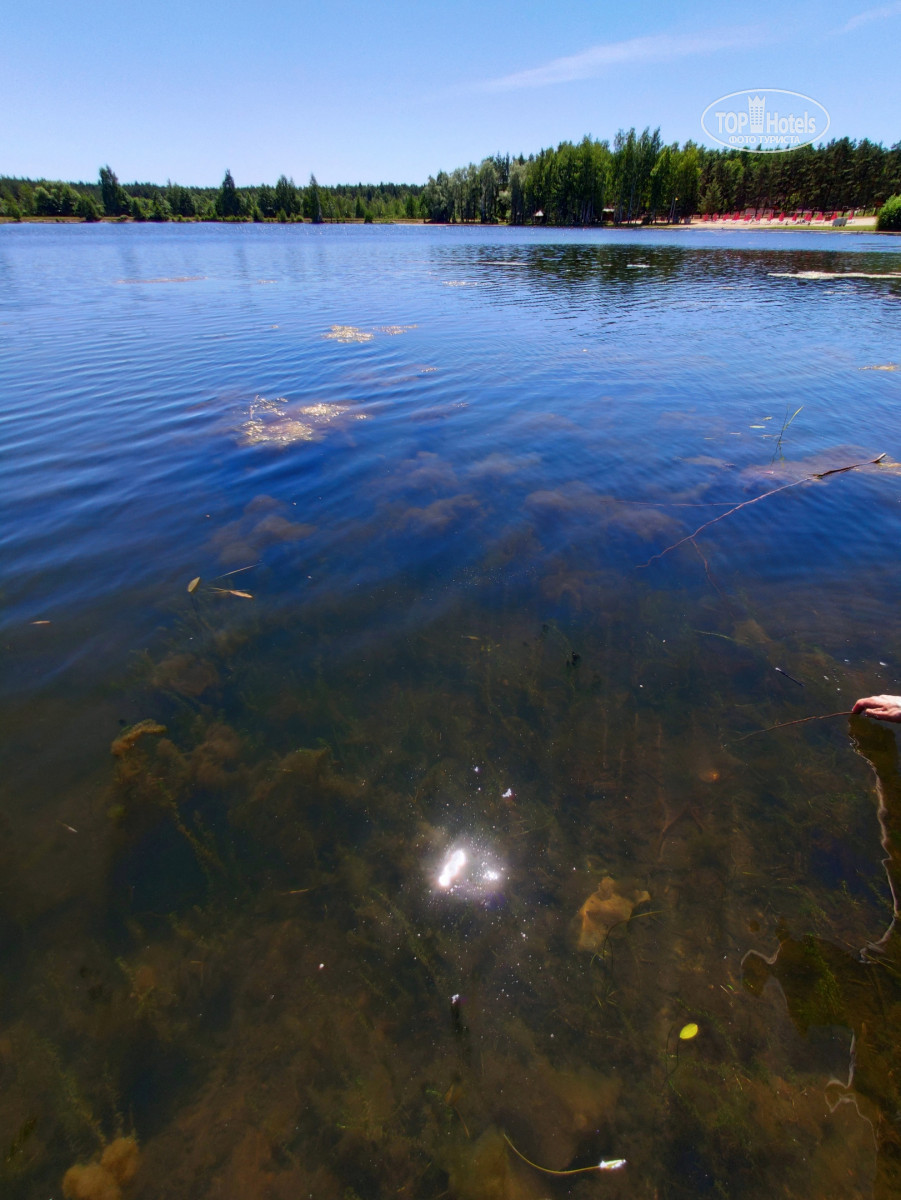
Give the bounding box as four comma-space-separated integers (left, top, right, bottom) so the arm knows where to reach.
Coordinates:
837, 1, 901, 32
480, 28, 761, 93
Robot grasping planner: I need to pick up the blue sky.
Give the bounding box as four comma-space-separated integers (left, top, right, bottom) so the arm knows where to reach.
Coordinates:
3, 0, 900, 185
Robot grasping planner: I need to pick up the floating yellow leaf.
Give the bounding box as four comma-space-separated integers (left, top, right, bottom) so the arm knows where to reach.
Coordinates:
31, 620, 51, 625
211, 588, 253, 599
679, 1022, 699, 1040
187, 577, 200, 593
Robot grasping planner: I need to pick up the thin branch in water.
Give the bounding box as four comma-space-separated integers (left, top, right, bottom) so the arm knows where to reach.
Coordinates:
638, 454, 886, 570
639, 478, 806, 568
814, 453, 885, 478
690, 535, 731, 607
213, 562, 260, 580
603, 497, 741, 508
735, 711, 854, 741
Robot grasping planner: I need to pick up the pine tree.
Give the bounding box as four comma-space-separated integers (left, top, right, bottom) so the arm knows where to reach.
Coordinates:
216, 169, 240, 219
274, 175, 298, 217
308, 174, 323, 223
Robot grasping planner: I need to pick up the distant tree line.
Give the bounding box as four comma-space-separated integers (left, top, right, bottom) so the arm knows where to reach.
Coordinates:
422, 131, 901, 224
2, 133, 900, 225
0, 167, 424, 224
420, 133, 701, 225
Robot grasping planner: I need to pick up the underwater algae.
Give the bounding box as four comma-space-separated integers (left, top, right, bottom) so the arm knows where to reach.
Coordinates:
63, 1137, 140, 1200
2, 514, 896, 1200
110, 722, 167, 758
323, 325, 374, 343
743, 718, 901, 1200
126, 604, 901, 1193
239, 395, 358, 447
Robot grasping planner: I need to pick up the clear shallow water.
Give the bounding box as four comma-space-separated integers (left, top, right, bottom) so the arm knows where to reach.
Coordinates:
2, 223, 901, 1197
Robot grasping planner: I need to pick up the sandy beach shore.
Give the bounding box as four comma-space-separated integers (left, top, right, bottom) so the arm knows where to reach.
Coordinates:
678, 215, 880, 233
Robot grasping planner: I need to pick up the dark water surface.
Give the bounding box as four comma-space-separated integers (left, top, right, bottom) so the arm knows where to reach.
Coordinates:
2, 223, 901, 1198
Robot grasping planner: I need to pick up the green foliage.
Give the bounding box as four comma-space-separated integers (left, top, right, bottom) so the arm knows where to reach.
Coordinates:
75, 193, 101, 221
422, 132, 900, 225
166, 183, 196, 217
32, 182, 81, 216
257, 183, 276, 218
877, 194, 901, 231
99, 165, 130, 216
274, 174, 299, 217
7, 134, 898, 230
31, 186, 56, 216
307, 173, 323, 223
150, 193, 172, 221
216, 168, 241, 219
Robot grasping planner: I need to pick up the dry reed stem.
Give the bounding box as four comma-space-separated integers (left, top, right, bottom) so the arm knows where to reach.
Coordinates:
736, 711, 854, 741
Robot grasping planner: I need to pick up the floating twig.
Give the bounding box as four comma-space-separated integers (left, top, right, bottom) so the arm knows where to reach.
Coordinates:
813, 453, 885, 478
690, 536, 732, 606
639, 479, 805, 567
774, 666, 804, 687
736, 710, 853, 741
638, 454, 886, 569
214, 562, 260, 579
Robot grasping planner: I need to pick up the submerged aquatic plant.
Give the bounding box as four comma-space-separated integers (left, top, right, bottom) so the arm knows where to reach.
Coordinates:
772, 404, 803, 461
62, 1136, 140, 1200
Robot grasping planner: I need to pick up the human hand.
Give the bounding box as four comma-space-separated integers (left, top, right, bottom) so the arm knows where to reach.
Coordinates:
852, 695, 901, 723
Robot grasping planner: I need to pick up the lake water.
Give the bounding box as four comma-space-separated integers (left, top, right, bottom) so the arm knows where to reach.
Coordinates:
2, 222, 901, 1198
